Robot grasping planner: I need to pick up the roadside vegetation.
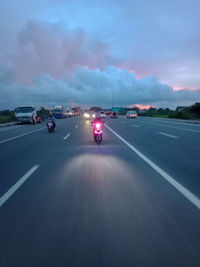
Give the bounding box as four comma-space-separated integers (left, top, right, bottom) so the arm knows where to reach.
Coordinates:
37, 107, 50, 118
140, 103, 200, 120
0, 103, 200, 124
0, 110, 16, 124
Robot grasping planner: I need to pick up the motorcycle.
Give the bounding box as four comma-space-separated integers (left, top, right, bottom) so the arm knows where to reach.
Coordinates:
47, 121, 55, 133
36, 116, 42, 123
93, 122, 103, 144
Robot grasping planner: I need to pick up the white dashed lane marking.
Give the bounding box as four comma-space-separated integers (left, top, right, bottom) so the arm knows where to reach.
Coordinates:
158, 132, 178, 139
63, 133, 71, 140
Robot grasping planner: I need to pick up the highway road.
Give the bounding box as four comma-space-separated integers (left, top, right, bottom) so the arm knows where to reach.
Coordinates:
0, 116, 200, 267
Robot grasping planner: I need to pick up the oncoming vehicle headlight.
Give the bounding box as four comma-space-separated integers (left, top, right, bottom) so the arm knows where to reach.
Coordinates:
84, 113, 90, 118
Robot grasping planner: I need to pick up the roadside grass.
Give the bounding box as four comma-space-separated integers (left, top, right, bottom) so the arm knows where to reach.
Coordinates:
0, 115, 17, 124
142, 114, 200, 120
140, 103, 200, 120
154, 115, 169, 118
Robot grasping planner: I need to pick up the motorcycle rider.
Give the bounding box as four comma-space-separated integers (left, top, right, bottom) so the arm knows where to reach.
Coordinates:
92, 113, 103, 125
47, 112, 56, 128
92, 113, 103, 143
92, 114, 103, 133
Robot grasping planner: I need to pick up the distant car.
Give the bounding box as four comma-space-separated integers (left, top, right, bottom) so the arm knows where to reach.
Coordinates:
106, 110, 111, 116
99, 111, 106, 119
126, 111, 138, 119
84, 111, 96, 120
68, 110, 75, 116
110, 112, 118, 118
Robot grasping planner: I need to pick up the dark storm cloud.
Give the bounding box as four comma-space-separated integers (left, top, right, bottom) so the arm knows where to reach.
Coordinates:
1, 67, 200, 109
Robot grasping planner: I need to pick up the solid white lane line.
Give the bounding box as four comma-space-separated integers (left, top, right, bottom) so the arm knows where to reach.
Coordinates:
105, 124, 200, 210
133, 125, 140, 128
0, 165, 40, 208
158, 132, 178, 139
63, 133, 71, 140
75, 125, 79, 128
0, 127, 46, 144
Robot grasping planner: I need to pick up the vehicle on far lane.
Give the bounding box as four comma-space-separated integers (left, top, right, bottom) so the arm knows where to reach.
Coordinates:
52, 106, 67, 119
106, 110, 111, 116
72, 107, 81, 116
126, 111, 138, 119
15, 106, 37, 124
110, 112, 118, 118
99, 111, 106, 119
68, 110, 75, 116
84, 111, 96, 120
36, 116, 42, 123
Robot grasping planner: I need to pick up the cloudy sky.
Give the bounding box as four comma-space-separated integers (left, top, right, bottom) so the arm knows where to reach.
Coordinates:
0, 0, 200, 109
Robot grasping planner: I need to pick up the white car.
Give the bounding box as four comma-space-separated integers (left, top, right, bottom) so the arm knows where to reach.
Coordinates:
126, 111, 138, 119
84, 111, 96, 120
99, 111, 106, 119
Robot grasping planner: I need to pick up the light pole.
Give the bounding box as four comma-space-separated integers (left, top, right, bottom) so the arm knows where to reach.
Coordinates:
111, 90, 114, 109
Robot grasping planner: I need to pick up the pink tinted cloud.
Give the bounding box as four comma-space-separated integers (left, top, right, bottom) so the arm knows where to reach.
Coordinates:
173, 85, 184, 91
135, 104, 155, 110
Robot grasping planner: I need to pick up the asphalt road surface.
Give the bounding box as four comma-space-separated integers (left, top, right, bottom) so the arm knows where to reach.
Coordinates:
0, 116, 200, 267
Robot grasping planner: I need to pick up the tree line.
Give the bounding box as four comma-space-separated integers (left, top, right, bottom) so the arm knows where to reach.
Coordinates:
0, 103, 200, 123
140, 102, 200, 120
